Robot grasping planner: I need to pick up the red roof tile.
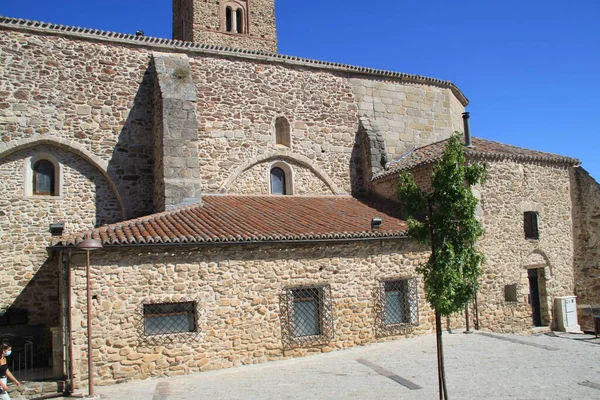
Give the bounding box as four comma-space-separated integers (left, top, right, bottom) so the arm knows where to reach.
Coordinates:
53, 196, 408, 247
375, 136, 580, 180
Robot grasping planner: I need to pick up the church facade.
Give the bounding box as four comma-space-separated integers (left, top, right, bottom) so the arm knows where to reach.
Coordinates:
0, 0, 598, 389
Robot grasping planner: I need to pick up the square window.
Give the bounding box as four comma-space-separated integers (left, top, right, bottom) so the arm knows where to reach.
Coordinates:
378, 278, 419, 335
524, 212, 539, 240
143, 302, 196, 336
280, 285, 333, 348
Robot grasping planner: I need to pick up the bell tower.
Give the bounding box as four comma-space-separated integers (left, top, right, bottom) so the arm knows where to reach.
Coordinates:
173, 0, 278, 53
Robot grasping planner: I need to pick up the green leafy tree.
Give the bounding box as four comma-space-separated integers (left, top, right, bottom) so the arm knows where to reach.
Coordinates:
397, 133, 487, 400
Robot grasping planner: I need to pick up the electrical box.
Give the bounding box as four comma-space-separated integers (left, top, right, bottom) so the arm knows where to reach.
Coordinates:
554, 296, 581, 333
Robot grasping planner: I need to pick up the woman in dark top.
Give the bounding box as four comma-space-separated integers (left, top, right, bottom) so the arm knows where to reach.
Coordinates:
0, 344, 20, 400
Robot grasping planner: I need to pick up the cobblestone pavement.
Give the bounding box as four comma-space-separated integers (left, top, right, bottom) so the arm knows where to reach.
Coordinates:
52, 331, 600, 400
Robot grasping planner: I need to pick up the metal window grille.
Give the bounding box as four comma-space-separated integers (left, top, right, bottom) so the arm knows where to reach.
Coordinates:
143, 302, 196, 336
376, 278, 419, 336
280, 285, 334, 349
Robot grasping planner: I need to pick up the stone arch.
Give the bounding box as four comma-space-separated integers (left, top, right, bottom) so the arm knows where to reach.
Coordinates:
519, 202, 544, 214
0, 136, 128, 219
523, 248, 553, 276
220, 153, 344, 195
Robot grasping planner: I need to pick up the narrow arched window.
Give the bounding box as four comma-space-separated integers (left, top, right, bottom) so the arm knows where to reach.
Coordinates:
33, 160, 55, 195
236, 8, 244, 33
226, 7, 233, 32
275, 117, 291, 147
270, 167, 286, 195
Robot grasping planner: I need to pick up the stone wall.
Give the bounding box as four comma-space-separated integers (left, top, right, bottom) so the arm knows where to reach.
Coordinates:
173, 0, 278, 53
191, 58, 360, 194
228, 160, 332, 195
0, 145, 121, 321
570, 167, 600, 331
371, 159, 577, 333
349, 78, 464, 161
476, 160, 575, 333
0, 28, 155, 219
67, 240, 434, 386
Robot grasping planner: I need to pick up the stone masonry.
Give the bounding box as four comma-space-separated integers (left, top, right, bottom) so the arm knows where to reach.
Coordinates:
371, 159, 576, 334
0, 2, 597, 392
152, 53, 202, 211
67, 240, 434, 386
570, 167, 600, 331
173, 0, 278, 53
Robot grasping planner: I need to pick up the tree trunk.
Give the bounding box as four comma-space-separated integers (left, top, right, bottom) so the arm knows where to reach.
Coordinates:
435, 310, 449, 400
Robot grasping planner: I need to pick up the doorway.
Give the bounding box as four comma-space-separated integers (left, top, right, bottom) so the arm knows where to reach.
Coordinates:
527, 268, 543, 327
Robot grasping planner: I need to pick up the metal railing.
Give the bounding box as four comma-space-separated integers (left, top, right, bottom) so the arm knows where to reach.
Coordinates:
1, 334, 53, 382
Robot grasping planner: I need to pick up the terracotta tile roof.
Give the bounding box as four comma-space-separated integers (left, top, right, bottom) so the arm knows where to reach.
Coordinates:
374, 136, 580, 180
53, 196, 408, 247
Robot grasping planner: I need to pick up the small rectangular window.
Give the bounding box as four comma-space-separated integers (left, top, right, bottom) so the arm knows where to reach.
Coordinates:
293, 288, 321, 337
504, 284, 518, 302
382, 278, 419, 327
143, 302, 196, 336
524, 212, 539, 240
280, 285, 334, 348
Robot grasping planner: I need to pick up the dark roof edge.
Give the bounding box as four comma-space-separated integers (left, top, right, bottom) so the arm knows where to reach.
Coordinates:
47, 234, 409, 251
373, 149, 580, 182
0, 16, 469, 106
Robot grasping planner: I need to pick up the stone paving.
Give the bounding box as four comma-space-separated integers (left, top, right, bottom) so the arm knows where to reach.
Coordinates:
23, 331, 600, 400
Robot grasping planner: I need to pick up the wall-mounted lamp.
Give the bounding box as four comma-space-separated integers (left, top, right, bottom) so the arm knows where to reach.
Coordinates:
49, 223, 64, 236
371, 217, 382, 229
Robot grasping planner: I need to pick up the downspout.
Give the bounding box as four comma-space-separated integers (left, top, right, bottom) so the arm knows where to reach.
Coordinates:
462, 111, 480, 329
462, 112, 473, 148
66, 250, 75, 395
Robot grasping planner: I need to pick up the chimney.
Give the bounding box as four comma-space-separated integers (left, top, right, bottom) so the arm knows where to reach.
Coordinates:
462, 112, 473, 148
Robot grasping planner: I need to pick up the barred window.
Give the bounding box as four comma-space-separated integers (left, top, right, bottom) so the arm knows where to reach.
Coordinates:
280, 285, 334, 348
293, 288, 321, 337
143, 302, 196, 336
380, 278, 418, 330
524, 212, 539, 240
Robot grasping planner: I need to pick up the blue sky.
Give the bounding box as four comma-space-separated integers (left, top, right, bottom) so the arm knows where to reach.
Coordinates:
1, 0, 599, 179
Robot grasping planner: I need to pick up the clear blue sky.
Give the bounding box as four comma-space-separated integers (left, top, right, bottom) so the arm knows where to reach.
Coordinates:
2, 0, 599, 179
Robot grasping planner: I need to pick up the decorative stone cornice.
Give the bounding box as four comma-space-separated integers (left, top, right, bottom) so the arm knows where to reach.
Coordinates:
0, 16, 469, 106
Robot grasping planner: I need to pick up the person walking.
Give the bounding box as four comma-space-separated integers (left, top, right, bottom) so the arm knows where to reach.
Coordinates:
0, 344, 20, 400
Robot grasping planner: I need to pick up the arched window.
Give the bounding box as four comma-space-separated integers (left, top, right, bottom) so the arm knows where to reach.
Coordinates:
223, 2, 247, 34
270, 167, 286, 195
33, 159, 55, 196
275, 117, 291, 147
236, 8, 244, 33
226, 7, 233, 32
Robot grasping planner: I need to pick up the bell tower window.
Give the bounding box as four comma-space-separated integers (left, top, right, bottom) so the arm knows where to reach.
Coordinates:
223, 2, 247, 34
236, 8, 244, 33
226, 7, 233, 32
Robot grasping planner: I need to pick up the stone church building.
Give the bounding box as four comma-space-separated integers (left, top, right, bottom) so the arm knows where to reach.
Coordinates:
0, 0, 598, 390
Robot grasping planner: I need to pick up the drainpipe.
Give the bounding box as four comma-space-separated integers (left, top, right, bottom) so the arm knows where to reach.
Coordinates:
462, 112, 473, 148
66, 250, 75, 395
